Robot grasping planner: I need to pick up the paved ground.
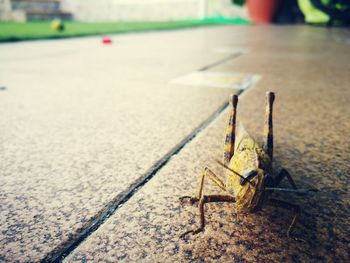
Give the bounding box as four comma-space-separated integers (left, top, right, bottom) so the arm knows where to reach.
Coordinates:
1, 26, 350, 262
0, 27, 243, 262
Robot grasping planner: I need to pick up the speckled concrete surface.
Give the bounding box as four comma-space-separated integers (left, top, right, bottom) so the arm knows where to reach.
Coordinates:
65, 26, 350, 262
0, 28, 244, 261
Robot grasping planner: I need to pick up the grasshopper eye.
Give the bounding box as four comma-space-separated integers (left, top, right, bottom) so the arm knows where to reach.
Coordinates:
240, 170, 258, 185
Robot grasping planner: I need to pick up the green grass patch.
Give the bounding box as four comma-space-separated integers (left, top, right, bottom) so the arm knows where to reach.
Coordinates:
0, 17, 249, 42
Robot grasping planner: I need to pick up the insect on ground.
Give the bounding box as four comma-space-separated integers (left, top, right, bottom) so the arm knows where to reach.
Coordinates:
180, 92, 317, 239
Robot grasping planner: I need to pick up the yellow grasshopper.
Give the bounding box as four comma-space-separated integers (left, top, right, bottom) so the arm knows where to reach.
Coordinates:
180, 92, 315, 238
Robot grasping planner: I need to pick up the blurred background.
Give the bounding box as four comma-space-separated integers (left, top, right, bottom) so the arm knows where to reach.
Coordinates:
0, 0, 349, 42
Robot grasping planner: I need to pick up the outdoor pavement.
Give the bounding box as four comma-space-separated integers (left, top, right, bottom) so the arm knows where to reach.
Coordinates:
1, 25, 350, 262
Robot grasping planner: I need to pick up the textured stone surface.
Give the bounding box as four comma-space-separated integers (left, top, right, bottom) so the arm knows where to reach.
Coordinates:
65, 26, 350, 262
0, 28, 243, 261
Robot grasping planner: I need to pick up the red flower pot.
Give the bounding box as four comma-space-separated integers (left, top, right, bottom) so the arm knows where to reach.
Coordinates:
247, 0, 280, 24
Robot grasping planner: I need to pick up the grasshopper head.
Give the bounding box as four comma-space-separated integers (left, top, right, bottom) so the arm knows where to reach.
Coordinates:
234, 168, 267, 213
217, 160, 271, 213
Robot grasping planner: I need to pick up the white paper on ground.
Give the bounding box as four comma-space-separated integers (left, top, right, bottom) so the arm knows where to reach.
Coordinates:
170, 71, 261, 90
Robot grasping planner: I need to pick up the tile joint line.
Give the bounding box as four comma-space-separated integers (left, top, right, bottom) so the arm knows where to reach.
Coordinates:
47, 54, 244, 263
199, 52, 242, 71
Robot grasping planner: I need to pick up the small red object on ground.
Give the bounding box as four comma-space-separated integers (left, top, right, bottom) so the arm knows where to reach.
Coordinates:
102, 37, 112, 44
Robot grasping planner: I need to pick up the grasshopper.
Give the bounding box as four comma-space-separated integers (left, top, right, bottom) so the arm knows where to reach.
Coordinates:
180, 92, 315, 238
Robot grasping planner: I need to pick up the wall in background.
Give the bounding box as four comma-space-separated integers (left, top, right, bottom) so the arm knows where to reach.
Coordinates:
0, 0, 247, 22
61, 0, 247, 22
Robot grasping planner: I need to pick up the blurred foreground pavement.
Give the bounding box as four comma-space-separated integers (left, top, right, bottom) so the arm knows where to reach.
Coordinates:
0, 26, 350, 262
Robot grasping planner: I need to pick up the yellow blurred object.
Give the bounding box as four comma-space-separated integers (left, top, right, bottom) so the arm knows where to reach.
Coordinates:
51, 19, 64, 32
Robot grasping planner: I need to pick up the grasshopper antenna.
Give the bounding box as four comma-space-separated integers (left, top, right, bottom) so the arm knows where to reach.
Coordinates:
216, 159, 254, 186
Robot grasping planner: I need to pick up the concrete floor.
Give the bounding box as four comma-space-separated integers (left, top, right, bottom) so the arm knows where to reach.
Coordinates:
1, 26, 350, 262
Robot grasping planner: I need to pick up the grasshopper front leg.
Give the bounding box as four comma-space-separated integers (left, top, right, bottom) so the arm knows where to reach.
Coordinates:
179, 168, 234, 238
180, 195, 235, 238
179, 167, 227, 204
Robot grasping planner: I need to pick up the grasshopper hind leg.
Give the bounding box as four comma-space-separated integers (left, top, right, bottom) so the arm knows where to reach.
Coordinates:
223, 94, 238, 166
267, 198, 301, 239
263, 92, 275, 161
